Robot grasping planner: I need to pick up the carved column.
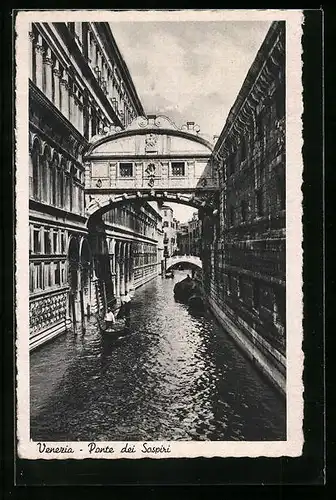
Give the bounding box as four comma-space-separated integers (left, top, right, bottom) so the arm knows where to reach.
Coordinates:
44, 47, 54, 101
109, 161, 117, 188
60, 70, 69, 119
129, 244, 134, 296
35, 34, 45, 90
120, 242, 125, 298
115, 242, 120, 298
74, 93, 79, 130
124, 242, 129, 294
68, 85, 74, 125
28, 25, 34, 80
78, 100, 84, 134
52, 60, 62, 109
29, 146, 33, 198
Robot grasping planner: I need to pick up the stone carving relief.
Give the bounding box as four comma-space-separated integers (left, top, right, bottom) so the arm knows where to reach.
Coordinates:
30, 292, 67, 333
145, 133, 158, 152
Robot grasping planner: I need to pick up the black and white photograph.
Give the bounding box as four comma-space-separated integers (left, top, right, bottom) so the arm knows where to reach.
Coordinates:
15, 10, 304, 459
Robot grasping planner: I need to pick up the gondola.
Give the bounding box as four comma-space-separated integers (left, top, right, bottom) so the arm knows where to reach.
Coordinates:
188, 294, 205, 313
165, 270, 174, 278
97, 315, 128, 337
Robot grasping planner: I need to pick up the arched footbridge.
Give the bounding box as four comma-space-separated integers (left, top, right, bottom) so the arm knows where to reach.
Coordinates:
166, 255, 202, 271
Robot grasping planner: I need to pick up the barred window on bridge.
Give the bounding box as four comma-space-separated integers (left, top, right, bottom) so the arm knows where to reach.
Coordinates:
119, 162, 133, 177
171, 162, 185, 176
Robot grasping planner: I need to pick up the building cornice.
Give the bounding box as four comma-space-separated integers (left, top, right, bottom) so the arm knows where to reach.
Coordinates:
85, 153, 212, 161
29, 199, 88, 225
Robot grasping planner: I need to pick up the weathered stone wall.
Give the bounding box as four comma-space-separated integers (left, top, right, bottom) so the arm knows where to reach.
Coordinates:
205, 21, 286, 394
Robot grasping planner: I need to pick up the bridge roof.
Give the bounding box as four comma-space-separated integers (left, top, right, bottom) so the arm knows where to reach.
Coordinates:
85, 115, 214, 158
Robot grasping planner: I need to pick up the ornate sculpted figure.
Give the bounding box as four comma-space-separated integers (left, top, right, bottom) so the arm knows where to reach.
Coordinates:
145, 133, 157, 152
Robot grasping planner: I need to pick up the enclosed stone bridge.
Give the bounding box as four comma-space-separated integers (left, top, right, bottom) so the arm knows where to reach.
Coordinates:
83, 115, 219, 219
166, 255, 202, 271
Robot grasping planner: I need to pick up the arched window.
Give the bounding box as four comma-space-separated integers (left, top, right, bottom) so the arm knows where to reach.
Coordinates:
49, 154, 57, 206
31, 140, 40, 200
67, 236, 79, 292
41, 147, 51, 203
59, 166, 64, 208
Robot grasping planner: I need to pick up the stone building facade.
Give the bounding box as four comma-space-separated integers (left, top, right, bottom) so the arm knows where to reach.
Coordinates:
28, 21, 162, 351
176, 212, 202, 256
204, 21, 286, 393
162, 205, 178, 257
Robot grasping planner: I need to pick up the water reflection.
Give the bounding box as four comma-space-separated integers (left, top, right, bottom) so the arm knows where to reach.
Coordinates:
30, 271, 286, 441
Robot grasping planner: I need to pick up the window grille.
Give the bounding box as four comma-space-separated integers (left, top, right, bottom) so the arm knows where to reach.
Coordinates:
119, 163, 133, 177
171, 162, 185, 176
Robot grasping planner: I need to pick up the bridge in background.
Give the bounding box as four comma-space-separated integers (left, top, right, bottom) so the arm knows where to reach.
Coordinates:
166, 254, 202, 271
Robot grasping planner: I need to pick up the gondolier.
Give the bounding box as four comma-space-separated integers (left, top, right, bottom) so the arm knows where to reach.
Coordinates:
121, 292, 131, 326
104, 308, 115, 328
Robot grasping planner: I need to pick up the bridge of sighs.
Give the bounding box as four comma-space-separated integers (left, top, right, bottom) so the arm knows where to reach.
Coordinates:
84, 114, 219, 218
82, 115, 219, 312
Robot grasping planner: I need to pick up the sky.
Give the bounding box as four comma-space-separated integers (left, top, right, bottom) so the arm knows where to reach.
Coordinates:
110, 20, 271, 221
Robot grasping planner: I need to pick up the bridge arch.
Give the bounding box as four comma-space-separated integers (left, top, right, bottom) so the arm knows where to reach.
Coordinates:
85, 191, 217, 223
166, 255, 202, 272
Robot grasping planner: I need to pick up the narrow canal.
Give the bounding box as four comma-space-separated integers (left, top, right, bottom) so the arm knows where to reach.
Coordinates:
30, 271, 286, 441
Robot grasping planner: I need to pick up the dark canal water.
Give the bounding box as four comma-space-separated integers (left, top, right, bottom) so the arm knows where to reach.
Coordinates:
30, 271, 286, 441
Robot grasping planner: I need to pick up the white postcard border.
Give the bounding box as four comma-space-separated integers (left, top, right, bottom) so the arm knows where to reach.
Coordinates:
15, 9, 304, 460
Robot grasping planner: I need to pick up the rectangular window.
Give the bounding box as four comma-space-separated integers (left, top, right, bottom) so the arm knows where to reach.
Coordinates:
83, 104, 90, 140
171, 162, 185, 176
119, 163, 133, 177
33, 228, 41, 253
53, 231, 58, 254
54, 262, 61, 285
44, 229, 51, 254
61, 263, 65, 285
60, 233, 65, 253
34, 263, 42, 290
29, 264, 34, 292
163, 221, 169, 228
44, 263, 51, 288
